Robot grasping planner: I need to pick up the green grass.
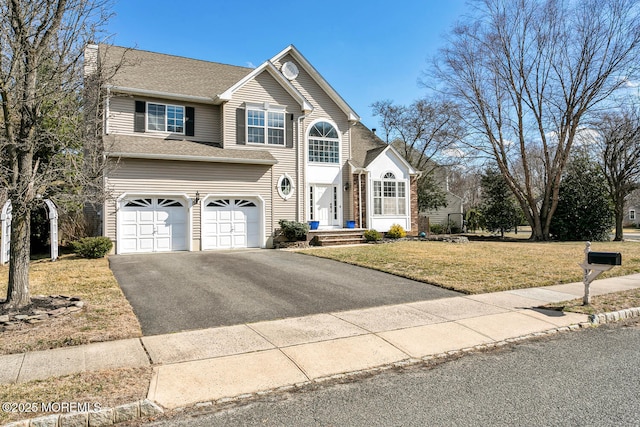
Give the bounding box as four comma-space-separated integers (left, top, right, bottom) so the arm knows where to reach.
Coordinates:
300, 240, 640, 294
0, 255, 141, 355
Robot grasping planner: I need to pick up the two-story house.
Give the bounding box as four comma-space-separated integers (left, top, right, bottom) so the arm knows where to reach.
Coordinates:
86, 44, 419, 254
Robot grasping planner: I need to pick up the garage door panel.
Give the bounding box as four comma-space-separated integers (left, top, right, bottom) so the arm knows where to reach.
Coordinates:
121, 224, 138, 238
119, 198, 189, 254
139, 210, 155, 222
202, 199, 260, 250
138, 238, 154, 252
121, 211, 138, 223
120, 238, 138, 252
139, 224, 155, 237
155, 237, 171, 251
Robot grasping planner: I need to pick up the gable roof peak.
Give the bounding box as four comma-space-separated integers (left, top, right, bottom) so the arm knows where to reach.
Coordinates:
270, 45, 360, 123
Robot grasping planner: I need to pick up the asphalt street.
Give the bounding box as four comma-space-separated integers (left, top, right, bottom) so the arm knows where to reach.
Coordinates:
145, 320, 640, 426
109, 250, 459, 336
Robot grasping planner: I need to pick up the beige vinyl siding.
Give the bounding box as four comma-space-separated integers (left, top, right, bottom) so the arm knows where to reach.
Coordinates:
108, 94, 221, 143
225, 70, 303, 224
275, 55, 353, 224
105, 158, 272, 250
225, 71, 300, 148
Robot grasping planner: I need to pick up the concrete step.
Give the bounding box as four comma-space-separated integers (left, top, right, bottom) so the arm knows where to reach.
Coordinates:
309, 230, 366, 246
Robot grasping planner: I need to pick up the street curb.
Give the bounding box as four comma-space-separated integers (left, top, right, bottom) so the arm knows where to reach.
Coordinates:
164, 322, 596, 416
589, 307, 640, 324
2, 399, 163, 427
6, 312, 639, 426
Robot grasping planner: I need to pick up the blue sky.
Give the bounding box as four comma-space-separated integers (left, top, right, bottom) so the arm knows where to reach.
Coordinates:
106, 0, 468, 129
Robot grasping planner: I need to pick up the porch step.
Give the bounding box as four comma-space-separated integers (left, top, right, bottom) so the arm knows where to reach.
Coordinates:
309, 229, 366, 247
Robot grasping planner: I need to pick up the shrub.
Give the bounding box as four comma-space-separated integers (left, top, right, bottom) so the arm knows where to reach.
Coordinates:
72, 236, 113, 259
447, 220, 462, 234
363, 229, 382, 241
278, 219, 309, 241
386, 224, 406, 239
550, 155, 613, 241
430, 223, 446, 234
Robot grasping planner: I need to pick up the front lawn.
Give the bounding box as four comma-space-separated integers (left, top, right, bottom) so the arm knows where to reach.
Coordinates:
0, 255, 141, 355
300, 240, 640, 294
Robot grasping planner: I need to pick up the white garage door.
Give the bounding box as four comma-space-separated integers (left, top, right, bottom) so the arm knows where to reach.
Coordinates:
119, 198, 188, 253
202, 199, 260, 250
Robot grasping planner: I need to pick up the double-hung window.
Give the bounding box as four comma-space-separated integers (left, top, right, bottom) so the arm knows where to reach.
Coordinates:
147, 103, 185, 133
373, 172, 406, 215
247, 106, 285, 145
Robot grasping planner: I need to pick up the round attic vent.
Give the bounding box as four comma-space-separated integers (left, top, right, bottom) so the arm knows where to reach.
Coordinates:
281, 61, 299, 80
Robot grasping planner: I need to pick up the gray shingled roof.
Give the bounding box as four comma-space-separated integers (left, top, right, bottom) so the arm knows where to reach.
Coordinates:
349, 122, 388, 168
104, 135, 277, 165
100, 45, 253, 99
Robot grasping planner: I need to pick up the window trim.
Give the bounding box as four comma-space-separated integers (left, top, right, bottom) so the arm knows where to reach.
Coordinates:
372, 171, 407, 216
630, 209, 636, 221
246, 103, 286, 145
146, 102, 185, 134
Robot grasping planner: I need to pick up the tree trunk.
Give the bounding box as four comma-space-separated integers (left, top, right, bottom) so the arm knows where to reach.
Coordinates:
614, 198, 625, 241
5, 206, 31, 309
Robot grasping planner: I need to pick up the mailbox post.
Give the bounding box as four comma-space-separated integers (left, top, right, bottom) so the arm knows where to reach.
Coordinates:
579, 242, 622, 305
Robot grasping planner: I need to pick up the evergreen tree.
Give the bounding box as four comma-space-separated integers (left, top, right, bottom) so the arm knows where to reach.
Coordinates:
550, 156, 614, 241
479, 168, 521, 238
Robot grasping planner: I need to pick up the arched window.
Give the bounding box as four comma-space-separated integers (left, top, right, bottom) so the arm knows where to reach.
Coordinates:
308, 121, 339, 163
373, 171, 406, 216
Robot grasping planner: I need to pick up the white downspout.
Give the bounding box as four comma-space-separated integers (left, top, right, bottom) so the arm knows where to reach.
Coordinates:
358, 171, 363, 228
297, 112, 309, 222
105, 87, 110, 135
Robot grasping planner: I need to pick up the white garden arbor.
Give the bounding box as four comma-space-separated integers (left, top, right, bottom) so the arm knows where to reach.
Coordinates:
1, 199, 58, 265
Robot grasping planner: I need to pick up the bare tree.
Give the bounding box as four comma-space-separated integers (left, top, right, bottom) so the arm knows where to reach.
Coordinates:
371, 98, 464, 173
371, 98, 465, 211
1, 0, 113, 309
434, 0, 640, 240
594, 105, 640, 240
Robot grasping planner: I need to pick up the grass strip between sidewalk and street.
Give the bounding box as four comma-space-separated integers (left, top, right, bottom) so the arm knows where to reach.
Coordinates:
0, 367, 152, 425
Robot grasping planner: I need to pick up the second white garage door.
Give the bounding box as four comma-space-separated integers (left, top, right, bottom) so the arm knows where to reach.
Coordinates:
202, 199, 260, 249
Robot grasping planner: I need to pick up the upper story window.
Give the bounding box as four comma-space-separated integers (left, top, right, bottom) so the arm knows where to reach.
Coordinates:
631, 209, 636, 220
247, 107, 285, 145
373, 172, 406, 216
147, 103, 185, 133
308, 121, 339, 164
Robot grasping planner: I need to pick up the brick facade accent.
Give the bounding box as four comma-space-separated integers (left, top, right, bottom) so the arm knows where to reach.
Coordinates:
352, 173, 367, 229
410, 175, 419, 235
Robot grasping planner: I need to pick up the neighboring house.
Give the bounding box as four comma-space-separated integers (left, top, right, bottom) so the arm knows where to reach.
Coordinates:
421, 191, 465, 232
625, 205, 639, 227
86, 44, 420, 254
624, 189, 640, 227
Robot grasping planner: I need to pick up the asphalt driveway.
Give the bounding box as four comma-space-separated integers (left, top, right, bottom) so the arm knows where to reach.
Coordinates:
109, 250, 460, 336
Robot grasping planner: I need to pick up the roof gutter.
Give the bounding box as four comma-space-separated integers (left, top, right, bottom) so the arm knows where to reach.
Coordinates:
105, 85, 216, 104
107, 152, 278, 165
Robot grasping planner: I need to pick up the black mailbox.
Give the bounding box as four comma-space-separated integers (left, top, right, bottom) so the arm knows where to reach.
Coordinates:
588, 251, 622, 266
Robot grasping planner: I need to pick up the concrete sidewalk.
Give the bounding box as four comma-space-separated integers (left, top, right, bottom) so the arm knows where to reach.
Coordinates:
2, 273, 640, 411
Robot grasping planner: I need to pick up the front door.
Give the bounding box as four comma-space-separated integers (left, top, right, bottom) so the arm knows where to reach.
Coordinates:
312, 185, 339, 228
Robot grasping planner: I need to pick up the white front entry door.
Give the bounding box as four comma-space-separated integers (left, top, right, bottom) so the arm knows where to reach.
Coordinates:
313, 185, 339, 228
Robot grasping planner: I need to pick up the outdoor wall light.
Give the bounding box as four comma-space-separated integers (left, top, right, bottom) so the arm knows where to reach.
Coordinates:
193, 191, 200, 205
